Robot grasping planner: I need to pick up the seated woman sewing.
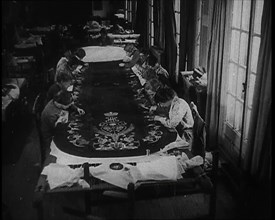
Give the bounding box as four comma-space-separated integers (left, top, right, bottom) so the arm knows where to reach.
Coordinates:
55, 50, 74, 81
46, 70, 74, 104
151, 87, 194, 148
144, 78, 163, 105
122, 43, 140, 68
111, 23, 125, 34
96, 28, 114, 46
41, 90, 85, 163
55, 49, 86, 82
70, 48, 86, 67
147, 55, 171, 88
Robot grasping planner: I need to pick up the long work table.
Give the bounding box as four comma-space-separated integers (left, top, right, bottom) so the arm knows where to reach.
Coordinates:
34, 46, 218, 220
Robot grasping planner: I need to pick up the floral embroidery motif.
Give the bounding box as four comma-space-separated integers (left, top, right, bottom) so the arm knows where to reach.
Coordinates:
92, 112, 140, 151
142, 124, 163, 143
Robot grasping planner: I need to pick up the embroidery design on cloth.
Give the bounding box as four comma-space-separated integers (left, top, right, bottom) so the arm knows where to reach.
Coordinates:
92, 112, 140, 151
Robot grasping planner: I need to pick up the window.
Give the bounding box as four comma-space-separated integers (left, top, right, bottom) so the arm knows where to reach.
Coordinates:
223, 0, 264, 164
125, 0, 132, 23
174, 0, 181, 73
148, 0, 154, 46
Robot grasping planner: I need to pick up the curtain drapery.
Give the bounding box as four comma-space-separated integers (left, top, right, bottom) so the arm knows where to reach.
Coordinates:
205, 0, 227, 150
243, 0, 272, 183
163, 0, 177, 86
134, 0, 149, 49
153, 0, 165, 49
131, 0, 137, 31
180, 0, 197, 71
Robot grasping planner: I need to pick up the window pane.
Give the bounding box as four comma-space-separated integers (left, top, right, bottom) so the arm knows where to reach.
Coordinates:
175, 14, 180, 33
230, 30, 240, 63
237, 67, 245, 100
232, 0, 242, 28
151, 22, 154, 36
226, 94, 235, 127
244, 108, 251, 140
234, 100, 243, 132
151, 37, 154, 46
175, 0, 180, 11
251, 36, 261, 73
176, 55, 179, 73
247, 73, 256, 108
239, 32, 248, 66
176, 34, 180, 45
241, 0, 251, 31
254, 0, 264, 34
228, 63, 237, 96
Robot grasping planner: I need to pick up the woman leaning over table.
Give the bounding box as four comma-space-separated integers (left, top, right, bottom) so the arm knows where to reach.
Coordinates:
151, 87, 194, 148
41, 90, 85, 163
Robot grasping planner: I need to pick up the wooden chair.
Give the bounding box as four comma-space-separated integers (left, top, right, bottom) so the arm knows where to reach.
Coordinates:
190, 102, 206, 158
190, 102, 220, 216
32, 92, 47, 166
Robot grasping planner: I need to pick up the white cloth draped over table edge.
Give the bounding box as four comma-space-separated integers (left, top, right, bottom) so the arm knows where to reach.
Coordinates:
42, 157, 178, 190
81, 46, 126, 63
42, 151, 203, 190
89, 156, 180, 190
108, 34, 140, 39
43, 135, 203, 190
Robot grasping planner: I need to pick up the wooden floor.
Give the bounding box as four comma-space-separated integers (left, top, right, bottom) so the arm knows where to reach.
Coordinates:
42, 193, 212, 219
2, 95, 270, 220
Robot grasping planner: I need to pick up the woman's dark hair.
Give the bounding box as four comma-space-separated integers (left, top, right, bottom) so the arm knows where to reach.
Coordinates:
124, 43, 135, 52
100, 27, 107, 35
74, 48, 86, 59
145, 78, 162, 92
63, 49, 72, 58
154, 87, 176, 103
148, 54, 158, 66
53, 90, 72, 106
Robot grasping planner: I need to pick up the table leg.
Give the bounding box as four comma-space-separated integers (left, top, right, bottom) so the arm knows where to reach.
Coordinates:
127, 183, 135, 219
85, 191, 92, 215
32, 191, 44, 220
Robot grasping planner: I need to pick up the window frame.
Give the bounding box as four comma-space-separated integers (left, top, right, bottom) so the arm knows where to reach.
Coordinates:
125, 0, 133, 23
148, 0, 154, 46
220, 0, 264, 166
174, 0, 181, 73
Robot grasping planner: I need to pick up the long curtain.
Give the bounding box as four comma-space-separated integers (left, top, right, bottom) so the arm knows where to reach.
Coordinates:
243, 0, 272, 183
205, 0, 227, 150
134, 0, 149, 49
153, 0, 165, 49
180, 0, 197, 71
131, 0, 137, 30
163, 0, 177, 86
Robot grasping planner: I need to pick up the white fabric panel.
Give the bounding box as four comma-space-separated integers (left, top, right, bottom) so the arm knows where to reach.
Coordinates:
82, 46, 126, 62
